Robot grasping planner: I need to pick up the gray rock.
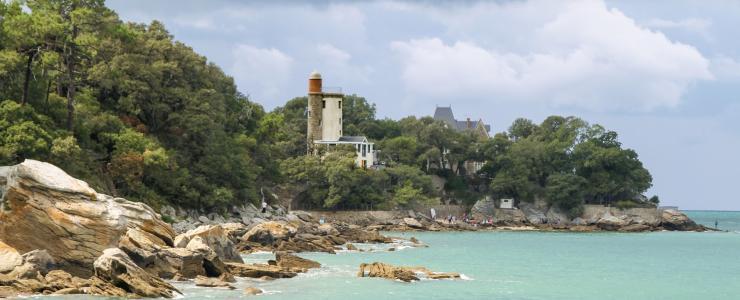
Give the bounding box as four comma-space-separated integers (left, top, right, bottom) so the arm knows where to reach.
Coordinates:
471, 197, 496, 219
198, 216, 210, 224
519, 203, 547, 224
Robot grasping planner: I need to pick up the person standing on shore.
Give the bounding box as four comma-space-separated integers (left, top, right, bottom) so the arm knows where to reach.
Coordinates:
261, 200, 267, 213
431, 208, 436, 220
715, 219, 719, 230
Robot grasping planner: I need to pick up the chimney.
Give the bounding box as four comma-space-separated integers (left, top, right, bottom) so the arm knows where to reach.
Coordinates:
466, 118, 471, 129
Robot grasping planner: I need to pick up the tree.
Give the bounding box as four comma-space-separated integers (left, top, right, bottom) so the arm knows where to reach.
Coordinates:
545, 173, 587, 218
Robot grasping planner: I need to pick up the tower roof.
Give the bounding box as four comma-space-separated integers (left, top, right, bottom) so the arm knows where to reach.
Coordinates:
309, 70, 322, 79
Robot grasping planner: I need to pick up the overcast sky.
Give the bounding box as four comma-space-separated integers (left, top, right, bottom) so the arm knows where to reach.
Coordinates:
107, 0, 740, 211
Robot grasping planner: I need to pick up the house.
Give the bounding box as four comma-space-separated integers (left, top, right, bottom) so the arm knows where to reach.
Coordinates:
306, 71, 376, 168
432, 106, 491, 174
433, 106, 490, 139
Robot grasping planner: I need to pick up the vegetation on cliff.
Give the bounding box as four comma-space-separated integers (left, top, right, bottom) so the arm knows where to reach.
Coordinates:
0, 0, 654, 214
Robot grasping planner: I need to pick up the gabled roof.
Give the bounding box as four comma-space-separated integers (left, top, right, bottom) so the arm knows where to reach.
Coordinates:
434, 106, 491, 133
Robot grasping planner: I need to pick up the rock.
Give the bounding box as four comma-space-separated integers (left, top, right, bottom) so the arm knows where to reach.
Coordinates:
194, 275, 235, 289
358, 262, 461, 282
93, 248, 179, 298
0, 241, 22, 273
241, 221, 297, 245
225, 262, 297, 279
409, 237, 420, 244
220, 222, 249, 242
174, 225, 243, 263
186, 236, 227, 276
596, 214, 628, 230
219, 272, 236, 283
198, 216, 210, 224
339, 227, 392, 243
619, 224, 652, 232
317, 223, 339, 236
571, 217, 587, 226
661, 209, 702, 231
407, 210, 417, 218
519, 203, 547, 224
403, 218, 423, 229
569, 225, 597, 232
117, 227, 207, 279
346, 243, 358, 251
275, 252, 321, 271
294, 212, 315, 223
0, 160, 175, 277
8, 249, 55, 279
471, 197, 496, 219
244, 287, 263, 295
357, 262, 419, 282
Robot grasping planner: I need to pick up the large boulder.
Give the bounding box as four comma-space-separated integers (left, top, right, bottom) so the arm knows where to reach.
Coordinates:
0, 160, 175, 277
8, 249, 56, 279
357, 262, 460, 282
174, 225, 243, 263
225, 262, 297, 279
186, 236, 228, 276
241, 221, 297, 245
275, 251, 321, 271
519, 203, 548, 224
402, 218, 423, 229
118, 228, 206, 279
93, 248, 179, 298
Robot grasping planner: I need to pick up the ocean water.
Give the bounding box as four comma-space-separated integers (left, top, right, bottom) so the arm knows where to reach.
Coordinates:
27, 211, 740, 300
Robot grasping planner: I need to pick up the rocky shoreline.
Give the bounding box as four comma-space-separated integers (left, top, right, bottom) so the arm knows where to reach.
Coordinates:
0, 160, 708, 298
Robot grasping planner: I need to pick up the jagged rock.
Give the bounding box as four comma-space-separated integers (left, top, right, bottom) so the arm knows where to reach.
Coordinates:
194, 275, 235, 289
0, 241, 22, 273
93, 248, 179, 298
225, 262, 297, 279
118, 227, 207, 279
358, 262, 461, 282
220, 222, 249, 243
174, 225, 243, 263
403, 218, 423, 229
186, 236, 227, 277
275, 251, 321, 271
244, 287, 263, 295
346, 243, 358, 251
294, 212, 315, 223
242, 221, 297, 245
519, 203, 548, 224
276, 238, 336, 253
0, 160, 175, 277
661, 209, 702, 231
357, 262, 419, 282
339, 227, 392, 243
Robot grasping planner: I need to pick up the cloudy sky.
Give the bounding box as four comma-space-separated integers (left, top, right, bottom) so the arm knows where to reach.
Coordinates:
108, 0, 740, 210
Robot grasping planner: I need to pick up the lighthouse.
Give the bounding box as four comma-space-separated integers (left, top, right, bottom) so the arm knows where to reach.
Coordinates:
306, 71, 376, 168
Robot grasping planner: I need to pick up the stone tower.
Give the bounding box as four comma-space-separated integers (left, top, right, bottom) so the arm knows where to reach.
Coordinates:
307, 71, 323, 153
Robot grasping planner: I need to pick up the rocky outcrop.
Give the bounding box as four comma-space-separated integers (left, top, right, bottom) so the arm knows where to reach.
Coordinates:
0, 160, 175, 277
242, 221, 297, 245
194, 275, 235, 289
403, 218, 423, 229
186, 236, 228, 277
93, 248, 179, 298
275, 252, 321, 271
174, 225, 243, 263
661, 209, 703, 231
357, 262, 461, 282
0, 241, 22, 274
470, 197, 496, 220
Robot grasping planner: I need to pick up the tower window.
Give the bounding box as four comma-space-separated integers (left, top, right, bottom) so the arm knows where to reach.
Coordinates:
338, 101, 342, 109
322, 100, 326, 108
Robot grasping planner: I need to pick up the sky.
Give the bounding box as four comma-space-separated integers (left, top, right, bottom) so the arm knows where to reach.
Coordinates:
107, 0, 740, 211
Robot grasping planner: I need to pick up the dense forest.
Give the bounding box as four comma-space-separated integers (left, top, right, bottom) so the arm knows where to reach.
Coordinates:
0, 0, 656, 217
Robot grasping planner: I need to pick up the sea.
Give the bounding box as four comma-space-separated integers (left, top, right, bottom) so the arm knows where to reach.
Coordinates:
26, 210, 740, 300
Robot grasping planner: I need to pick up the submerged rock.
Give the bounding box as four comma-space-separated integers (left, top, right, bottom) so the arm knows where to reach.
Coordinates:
244, 286, 263, 295
357, 262, 461, 282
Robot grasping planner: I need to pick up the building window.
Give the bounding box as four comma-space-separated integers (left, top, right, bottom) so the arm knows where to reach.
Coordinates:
322, 100, 326, 108
338, 101, 342, 109
362, 144, 366, 157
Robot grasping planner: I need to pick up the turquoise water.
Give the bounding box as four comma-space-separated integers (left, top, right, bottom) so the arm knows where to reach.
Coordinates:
28, 211, 740, 300
685, 210, 740, 232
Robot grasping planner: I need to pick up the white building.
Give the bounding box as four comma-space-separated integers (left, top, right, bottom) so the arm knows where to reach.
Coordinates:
307, 71, 376, 168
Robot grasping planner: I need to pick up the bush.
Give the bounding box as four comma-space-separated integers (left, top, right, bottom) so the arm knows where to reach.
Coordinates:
615, 200, 638, 210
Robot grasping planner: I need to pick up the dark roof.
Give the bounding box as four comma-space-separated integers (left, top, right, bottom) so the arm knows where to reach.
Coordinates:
433, 106, 490, 133
338, 136, 368, 143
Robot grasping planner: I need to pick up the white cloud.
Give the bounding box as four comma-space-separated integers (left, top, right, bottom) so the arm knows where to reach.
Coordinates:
645, 18, 712, 34
390, 1, 712, 112
316, 44, 351, 63
711, 55, 740, 81
231, 45, 293, 103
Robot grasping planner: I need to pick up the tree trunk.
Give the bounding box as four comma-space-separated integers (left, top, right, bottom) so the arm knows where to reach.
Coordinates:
65, 22, 78, 131
21, 51, 35, 105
